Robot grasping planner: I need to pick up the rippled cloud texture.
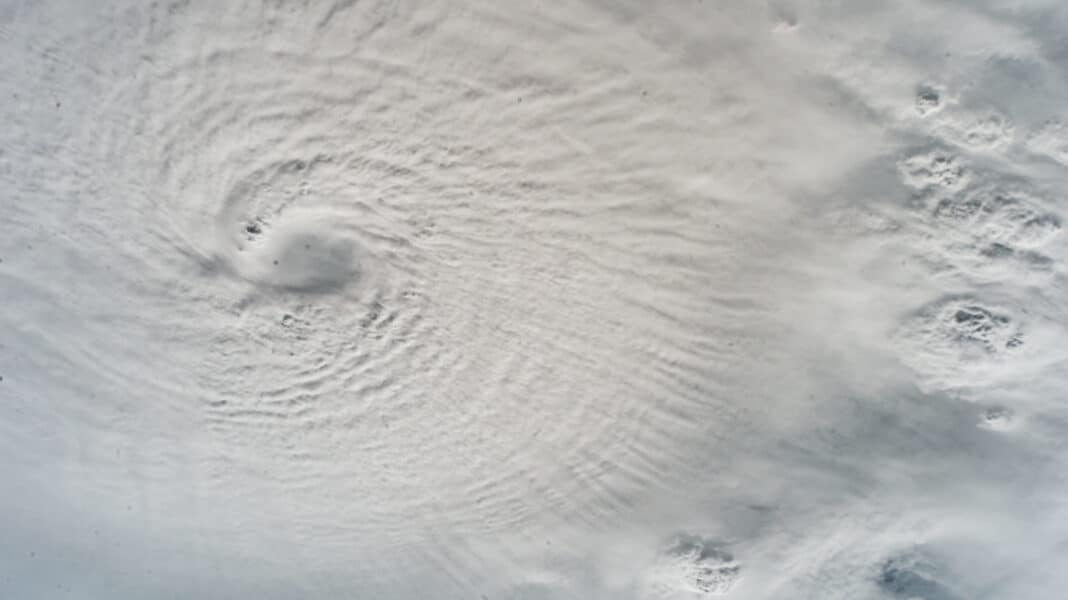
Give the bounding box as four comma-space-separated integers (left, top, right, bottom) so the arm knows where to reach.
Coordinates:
3, 1, 1068, 598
